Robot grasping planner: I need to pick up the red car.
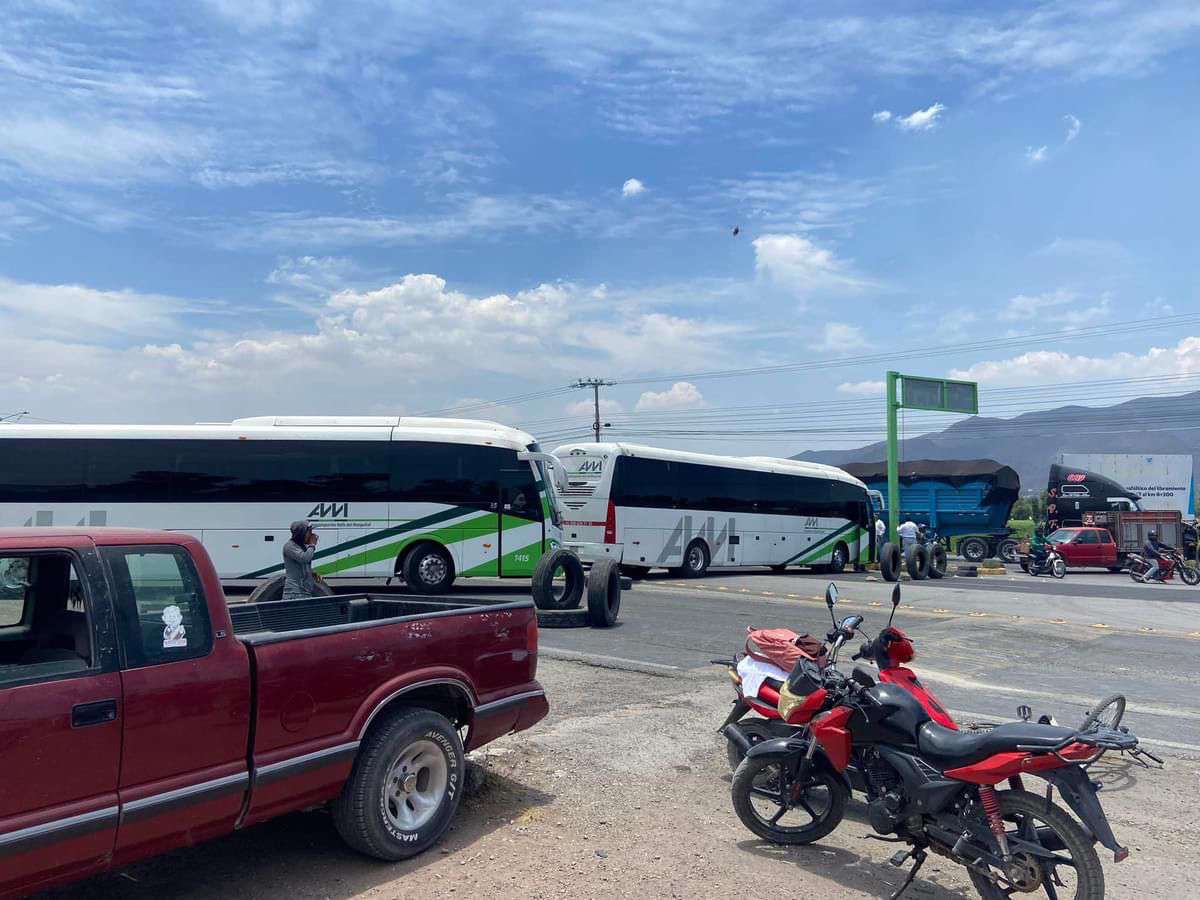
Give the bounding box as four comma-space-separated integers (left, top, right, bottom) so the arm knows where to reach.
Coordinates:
1046, 526, 1122, 571
0, 528, 548, 897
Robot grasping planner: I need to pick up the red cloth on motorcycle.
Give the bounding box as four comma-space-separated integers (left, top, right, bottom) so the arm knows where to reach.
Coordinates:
745, 627, 828, 670
881, 626, 914, 664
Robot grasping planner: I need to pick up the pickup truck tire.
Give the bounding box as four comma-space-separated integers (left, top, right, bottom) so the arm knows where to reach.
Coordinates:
531, 549, 585, 610
586, 557, 621, 627
246, 572, 334, 603
879, 542, 902, 582
333, 707, 464, 861
403, 542, 455, 595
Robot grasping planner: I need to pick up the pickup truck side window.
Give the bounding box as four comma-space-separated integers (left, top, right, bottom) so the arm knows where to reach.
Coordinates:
0, 552, 96, 685
102, 547, 213, 668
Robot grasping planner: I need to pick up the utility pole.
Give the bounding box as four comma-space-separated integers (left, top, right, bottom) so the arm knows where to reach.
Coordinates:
573, 378, 614, 443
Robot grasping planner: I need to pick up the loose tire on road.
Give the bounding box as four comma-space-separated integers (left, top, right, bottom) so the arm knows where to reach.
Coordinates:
905, 543, 929, 580
967, 789, 1104, 900
586, 557, 621, 627
879, 542, 902, 582
927, 544, 948, 579
674, 540, 710, 578
959, 537, 988, 563
535, 607, 590, 628
333, 707, 464, 861
531, 549, 585, 610
247, 572, 334, 603
402, 542, 455, 595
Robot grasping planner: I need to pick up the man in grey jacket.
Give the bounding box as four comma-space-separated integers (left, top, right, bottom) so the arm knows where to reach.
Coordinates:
283, 520, 320, 600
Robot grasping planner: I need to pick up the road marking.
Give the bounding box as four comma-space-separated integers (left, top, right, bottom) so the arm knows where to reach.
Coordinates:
540, 647, 681, 676
1090, 623, 1112, 629
919, 667, 1200, 723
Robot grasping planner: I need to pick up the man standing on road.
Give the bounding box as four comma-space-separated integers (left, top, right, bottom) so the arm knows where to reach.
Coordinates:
283, 520, 320, 600
1143, 530, 1171, 582
897, 519, 919, 551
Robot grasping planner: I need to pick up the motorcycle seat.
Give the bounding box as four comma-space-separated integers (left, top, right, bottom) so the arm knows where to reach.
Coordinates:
917, 720, 1078, 768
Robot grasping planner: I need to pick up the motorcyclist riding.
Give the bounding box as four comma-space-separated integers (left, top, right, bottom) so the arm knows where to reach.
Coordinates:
1029, 525, 1050, 570
1143, 530, 1173, 582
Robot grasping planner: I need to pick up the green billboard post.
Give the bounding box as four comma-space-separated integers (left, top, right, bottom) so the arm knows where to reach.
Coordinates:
884, 372, 979, 544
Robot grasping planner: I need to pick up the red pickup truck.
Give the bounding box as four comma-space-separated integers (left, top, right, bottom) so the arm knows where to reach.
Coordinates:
0, 528, 548, 896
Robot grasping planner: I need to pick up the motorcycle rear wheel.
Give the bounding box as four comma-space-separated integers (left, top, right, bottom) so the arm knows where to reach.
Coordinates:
967, 789, 1103, 900
731, 756, 847, 845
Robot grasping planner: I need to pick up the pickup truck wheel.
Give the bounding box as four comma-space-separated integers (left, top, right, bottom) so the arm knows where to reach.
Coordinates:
586, 558, 621, 627
333, 708, 464, 861
403, 543, 455, 595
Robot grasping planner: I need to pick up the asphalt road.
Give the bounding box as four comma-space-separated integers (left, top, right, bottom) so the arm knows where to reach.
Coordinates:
377, 565, 1200, 753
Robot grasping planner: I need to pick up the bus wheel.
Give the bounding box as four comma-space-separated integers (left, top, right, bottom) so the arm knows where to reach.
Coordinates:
403, 543, 455, 595
828, 543, 849, 574
531, 549, 585, 610
675, 540, 710, 578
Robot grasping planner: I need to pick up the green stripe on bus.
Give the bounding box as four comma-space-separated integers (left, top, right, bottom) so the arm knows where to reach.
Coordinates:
784, 522, 860, 566
240, 505, 482, 578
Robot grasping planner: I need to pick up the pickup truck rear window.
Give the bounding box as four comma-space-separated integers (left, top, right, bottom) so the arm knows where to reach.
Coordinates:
102, 546, 213, 668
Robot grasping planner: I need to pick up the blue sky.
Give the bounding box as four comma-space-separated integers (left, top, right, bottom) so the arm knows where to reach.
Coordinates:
1, 0, 1199, 453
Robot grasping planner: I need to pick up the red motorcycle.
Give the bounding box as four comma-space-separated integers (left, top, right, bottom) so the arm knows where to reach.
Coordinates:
1127, 549, 1200, 585
729, 584, 1156, 899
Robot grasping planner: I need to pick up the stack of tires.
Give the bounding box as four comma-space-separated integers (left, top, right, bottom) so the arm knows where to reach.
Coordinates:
531, 550, 621, 629
878, 541, 948, 582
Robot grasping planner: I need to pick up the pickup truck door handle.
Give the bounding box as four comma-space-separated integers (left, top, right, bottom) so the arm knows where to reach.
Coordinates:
72, 699, 118, 728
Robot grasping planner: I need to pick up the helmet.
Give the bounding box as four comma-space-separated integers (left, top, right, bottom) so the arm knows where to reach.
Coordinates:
1148, 530, 1157, 539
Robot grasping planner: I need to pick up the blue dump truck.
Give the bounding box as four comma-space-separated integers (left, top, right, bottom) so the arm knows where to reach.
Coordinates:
841, 459, 1021, 563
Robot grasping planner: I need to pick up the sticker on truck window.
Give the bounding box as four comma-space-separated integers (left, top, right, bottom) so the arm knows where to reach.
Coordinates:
162, 605, 187, 649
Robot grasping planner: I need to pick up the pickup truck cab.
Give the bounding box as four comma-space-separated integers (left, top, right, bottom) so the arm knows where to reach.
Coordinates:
1046, 526, 1121, 571
0, 528, 548, 896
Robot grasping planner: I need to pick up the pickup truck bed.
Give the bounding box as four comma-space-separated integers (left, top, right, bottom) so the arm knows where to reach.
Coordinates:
0, 528, 548, 896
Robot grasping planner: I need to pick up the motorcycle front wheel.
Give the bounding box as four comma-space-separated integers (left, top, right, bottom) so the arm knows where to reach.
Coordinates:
1180, 564, 1200, 586
731, 755, 847, 844
1050, 557, 1066, 579
968, 789, 1104, 900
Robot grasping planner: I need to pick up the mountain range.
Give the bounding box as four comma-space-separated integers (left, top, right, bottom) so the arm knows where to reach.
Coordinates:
792, 391, 1200, 494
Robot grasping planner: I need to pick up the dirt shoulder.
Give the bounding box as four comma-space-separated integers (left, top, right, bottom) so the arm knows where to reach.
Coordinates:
53, 658, 1200, 900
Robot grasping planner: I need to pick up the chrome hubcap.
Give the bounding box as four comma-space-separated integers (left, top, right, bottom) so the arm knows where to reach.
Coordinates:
384, 740, 448, 831
689, 547, 704, 570
418, 553, 447, 585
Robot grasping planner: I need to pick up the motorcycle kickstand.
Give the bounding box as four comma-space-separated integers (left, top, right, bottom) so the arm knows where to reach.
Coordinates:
887, 848, 928, 900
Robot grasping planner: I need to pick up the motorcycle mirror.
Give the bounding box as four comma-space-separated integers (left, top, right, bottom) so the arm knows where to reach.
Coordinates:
885, 584, 901, 628
825, 583, 839, 627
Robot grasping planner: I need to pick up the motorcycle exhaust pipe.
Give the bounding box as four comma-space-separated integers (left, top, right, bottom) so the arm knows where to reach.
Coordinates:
722, 723, 753, 757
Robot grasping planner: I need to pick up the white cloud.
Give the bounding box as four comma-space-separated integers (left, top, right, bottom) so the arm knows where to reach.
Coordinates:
871, 110, 892, 124
998, 289, 1110, 326
752, 233, 868, 297
1025, 145, 1049, 164
634, 381, 707, 412
896, 102, 945, 131
621, 178, 646, 198
565, 397, 625, 417
837, 379, 885, 396
1036, 237, 1129, 259
948, 338, 1200, 388
1064, 114, 1082, 142
0, 276, 182, 339
809, 322, 872, 354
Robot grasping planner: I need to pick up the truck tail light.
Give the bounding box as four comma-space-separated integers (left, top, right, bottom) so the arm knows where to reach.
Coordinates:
604, 500, 617, 544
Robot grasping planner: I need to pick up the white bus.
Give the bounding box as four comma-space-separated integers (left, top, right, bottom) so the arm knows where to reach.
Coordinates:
551, 442, 873, 577
0, 416, 563, 593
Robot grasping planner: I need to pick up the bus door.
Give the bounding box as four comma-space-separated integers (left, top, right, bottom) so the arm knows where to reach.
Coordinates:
498, 468, 544, 577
